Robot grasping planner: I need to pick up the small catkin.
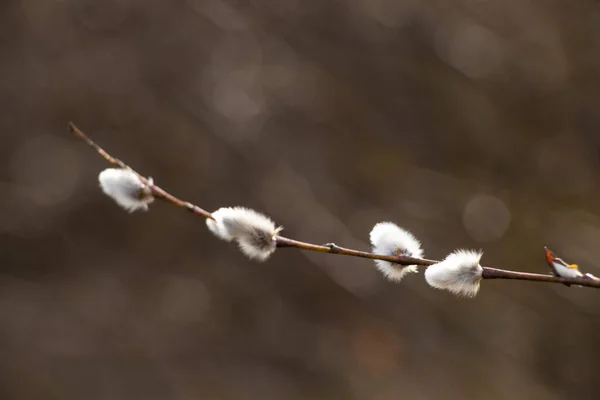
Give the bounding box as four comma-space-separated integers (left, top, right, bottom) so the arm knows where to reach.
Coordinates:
98, 168, 154, 212
370, 222, 423, 281
424, 249, 483, 297
206, 207, 282, 261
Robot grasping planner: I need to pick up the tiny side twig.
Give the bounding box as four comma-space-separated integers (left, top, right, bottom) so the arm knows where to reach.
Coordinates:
69, 123, 600, 290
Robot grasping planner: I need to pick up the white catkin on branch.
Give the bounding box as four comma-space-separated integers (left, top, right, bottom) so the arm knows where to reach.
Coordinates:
370, 222, 423, 281
207, 207, 282, 261
98, 168, 154, 212
424, 249, 483, 297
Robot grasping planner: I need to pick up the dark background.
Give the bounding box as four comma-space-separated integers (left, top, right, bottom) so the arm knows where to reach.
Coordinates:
2, 0, 600, 399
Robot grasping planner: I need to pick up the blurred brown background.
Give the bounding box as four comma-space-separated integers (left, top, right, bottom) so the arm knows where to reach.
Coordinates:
2, 0, 600, 399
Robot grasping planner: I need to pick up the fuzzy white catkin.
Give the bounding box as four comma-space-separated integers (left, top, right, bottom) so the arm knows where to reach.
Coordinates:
370, 222, 423, 281
424, 249, 483, 297
206, 207, 282, 261
98, 168, 154, 212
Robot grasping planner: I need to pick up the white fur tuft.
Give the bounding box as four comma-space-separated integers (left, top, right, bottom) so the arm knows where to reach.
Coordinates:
206, 207, 282, 261
206, 208, 235, 241
424, 249, 483, 297
369, 222, 423, 281
98, 168, 154, 212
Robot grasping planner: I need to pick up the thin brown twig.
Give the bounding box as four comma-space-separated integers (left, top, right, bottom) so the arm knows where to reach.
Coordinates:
69, 123, 600, 289
68, 122, 214, 220
275, 237, 437, 265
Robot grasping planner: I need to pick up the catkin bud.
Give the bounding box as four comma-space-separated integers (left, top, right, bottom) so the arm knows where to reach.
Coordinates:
98, 168, 154, 212
424, 249, 483, 297
369, 222, 423, 281
207, 207, 282, 261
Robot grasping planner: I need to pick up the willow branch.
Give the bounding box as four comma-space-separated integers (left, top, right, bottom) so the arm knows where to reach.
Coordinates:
69, 123, 214, 220
69, 123, 600, 290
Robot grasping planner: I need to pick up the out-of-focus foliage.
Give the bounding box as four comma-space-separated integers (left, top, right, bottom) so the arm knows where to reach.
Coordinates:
2, 1, 600, 399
